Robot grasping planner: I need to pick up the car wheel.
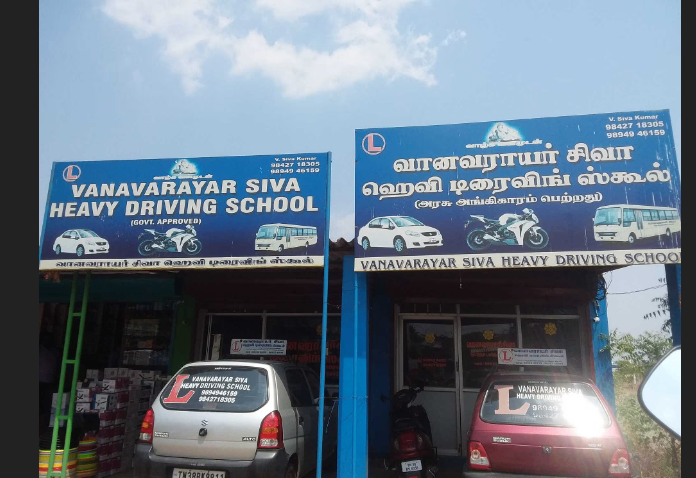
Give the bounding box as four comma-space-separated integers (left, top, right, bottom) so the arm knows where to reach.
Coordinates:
278, 245, 285, 253
76, 246, 85, 257
55, 245, 61, 255
628, 233, 636, 245
666, 229, 672, 238
362, 238, 371, 251
394, 237, 407, 254
284, 462, 297, 478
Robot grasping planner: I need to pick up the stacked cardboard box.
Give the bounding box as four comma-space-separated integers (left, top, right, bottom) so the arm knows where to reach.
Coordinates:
71, 368, 172, 476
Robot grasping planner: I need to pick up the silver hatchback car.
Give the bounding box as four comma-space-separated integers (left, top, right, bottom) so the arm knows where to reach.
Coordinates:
133, 360, 338, 478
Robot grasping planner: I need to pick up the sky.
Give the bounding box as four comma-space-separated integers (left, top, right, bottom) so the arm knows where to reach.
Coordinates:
39, 0, 681, 336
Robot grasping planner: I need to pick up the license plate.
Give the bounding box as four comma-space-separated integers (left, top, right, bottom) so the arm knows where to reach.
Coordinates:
401, 460, 423, 472
172, 469, 225, 478
425, 240, 439, 244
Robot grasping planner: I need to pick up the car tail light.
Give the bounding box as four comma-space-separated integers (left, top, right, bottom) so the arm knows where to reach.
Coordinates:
139, 409, 155, 443
258, 411, 284, 449
469, 441, 491, 470
399, 430, 418, 453
609, 449, 632, 477
416, 432, 426, 450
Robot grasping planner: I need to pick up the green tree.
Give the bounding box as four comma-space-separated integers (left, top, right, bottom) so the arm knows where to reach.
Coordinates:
602, 330, 680, 478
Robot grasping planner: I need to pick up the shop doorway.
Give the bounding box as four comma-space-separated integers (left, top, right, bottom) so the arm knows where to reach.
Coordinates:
398, 317, 461, 456
396, 305, 585, 457
204, 313, 342, 393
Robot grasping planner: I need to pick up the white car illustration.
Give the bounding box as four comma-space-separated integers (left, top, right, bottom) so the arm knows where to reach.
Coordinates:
358, 216, 443, 253
53, 229, 110, 257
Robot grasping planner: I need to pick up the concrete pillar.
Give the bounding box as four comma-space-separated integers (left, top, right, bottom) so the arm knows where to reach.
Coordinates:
591, 293, 616, 413
338, 256, 369, 478
368, 275, 392, 458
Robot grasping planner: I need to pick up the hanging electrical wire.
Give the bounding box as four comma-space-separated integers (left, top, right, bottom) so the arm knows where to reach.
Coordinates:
608, 284, 667, 296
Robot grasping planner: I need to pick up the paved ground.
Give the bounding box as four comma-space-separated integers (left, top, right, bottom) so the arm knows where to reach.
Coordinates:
111, 459, 464, 477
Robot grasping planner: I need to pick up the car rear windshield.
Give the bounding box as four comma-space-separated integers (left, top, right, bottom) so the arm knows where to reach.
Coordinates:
160, 366, 269, 413
480, 379, 611, 428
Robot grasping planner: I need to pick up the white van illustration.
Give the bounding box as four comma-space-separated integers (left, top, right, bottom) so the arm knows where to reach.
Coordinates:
255, 224, 318, 253
593, 205, 681, 244
358, 216, 443, 253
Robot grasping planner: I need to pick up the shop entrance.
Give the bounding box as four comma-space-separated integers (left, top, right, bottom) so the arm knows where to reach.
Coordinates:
204, 313, 343, 394
396, 304, 585, 458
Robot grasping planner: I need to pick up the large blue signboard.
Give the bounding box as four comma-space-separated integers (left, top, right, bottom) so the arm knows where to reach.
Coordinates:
40, 153, 330, 271
355, 110, 681, 272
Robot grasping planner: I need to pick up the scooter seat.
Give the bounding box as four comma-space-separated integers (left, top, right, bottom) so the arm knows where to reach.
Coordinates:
393, 418, 419, 432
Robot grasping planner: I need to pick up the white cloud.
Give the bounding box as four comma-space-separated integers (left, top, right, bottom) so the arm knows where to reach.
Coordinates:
102, 0, 450, 97
441, 29, 466, 47
331, 212, 356, 241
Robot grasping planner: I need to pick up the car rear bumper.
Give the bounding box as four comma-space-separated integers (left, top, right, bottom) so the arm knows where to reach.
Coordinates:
133, 443, 290, 478
464, 472, 638, 478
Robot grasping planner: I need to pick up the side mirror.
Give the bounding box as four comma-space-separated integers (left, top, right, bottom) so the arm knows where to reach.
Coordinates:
639, 347, 681, 439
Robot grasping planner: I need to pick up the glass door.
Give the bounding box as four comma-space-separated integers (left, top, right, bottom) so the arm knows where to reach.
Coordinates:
399, 317, 461, 456
459, 316, 519, 441
206, 315, 264, 360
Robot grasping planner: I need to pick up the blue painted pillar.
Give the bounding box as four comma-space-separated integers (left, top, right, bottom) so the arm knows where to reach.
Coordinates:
592, 292, 616, 413
368, 275, 392, 458
665, 265, 681, 346
338, 256, 369, 478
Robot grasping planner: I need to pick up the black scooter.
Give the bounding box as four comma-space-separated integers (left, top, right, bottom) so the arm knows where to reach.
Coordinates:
382, 381, 439, 478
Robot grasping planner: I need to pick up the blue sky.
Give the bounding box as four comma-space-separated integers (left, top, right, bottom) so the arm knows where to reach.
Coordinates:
39, 0, 681, 335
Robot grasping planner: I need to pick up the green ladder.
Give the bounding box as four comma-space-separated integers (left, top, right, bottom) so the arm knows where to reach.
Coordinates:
47, 272, 91, 478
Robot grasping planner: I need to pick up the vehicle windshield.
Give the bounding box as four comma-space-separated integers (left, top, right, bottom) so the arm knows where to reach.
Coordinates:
594, 208, 621, 226
481, 379, 611, 429
161, 365, 269, 413
78, 230, 100, 238
257, 226, 278, 239
392, 217, 425, 228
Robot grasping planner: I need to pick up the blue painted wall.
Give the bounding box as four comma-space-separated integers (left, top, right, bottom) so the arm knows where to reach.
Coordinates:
592, 290, 616, 413
338, 257, 369, 478
368, 275, 393, 458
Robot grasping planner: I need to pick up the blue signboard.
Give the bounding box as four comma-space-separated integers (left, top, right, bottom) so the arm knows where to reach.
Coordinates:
40, 153, 330, 271
355, 111, 681, 272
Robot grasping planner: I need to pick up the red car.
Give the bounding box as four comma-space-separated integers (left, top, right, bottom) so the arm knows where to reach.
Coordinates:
464, 371, 634, 478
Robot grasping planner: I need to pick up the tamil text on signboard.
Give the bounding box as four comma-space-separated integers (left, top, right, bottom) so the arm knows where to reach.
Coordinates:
355, 111, 681, 271
40, 153, 330, 271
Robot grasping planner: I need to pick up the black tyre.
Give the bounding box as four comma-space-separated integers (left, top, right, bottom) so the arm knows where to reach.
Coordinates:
394, 236, 407, 254
138, 240, 156, 256
666, 228, 672, 238
278, 245, 285, 253
362, 237, 371, 251
183, 239, 203, 256
55, 245, 61, 255
284, 462, 297, 478
467, 228, 492, 251
76, 245, 85, 257
628, 233, 637, 245
524, 228, 550, 250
